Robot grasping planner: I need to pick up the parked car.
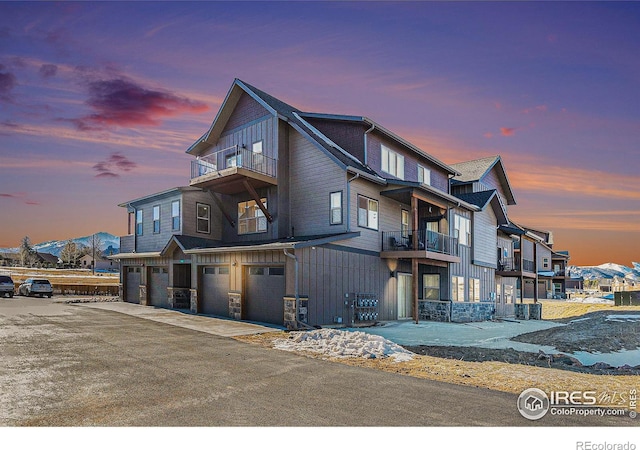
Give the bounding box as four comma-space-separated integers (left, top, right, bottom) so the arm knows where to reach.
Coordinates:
18, 278, 53, 298
0, 275, 15, 298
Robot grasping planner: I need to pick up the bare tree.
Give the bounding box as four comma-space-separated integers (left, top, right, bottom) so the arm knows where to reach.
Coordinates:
19, 236, 35, 267
60, 240, 80, 268
87, 233, 104, 275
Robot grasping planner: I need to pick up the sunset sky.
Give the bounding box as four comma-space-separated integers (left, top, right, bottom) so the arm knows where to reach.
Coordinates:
1, 1, 638, 266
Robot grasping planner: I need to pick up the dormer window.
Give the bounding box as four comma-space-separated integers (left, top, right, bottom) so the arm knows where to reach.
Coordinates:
381, 145, 404, 179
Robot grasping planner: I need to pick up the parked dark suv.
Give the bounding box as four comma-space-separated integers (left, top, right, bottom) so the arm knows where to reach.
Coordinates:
0, 275, 15, 298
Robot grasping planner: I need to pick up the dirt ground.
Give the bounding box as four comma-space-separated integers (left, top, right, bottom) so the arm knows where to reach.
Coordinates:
406, 310, 640, 376
236, 302, 640, 401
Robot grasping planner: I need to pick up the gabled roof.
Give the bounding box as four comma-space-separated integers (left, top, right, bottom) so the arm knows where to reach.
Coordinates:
36, 252, 59, 264
299, 112, 460, 176
187, 79, 383, 182
454, 190, 508, 225
450, 156, 516, 205
118, 186, 201, 209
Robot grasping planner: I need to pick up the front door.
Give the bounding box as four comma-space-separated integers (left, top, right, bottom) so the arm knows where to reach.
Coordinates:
397, 273, 412, 319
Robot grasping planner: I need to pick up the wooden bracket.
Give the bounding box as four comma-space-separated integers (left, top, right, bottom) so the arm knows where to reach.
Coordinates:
242, 179, 273, 223
208, 191, 236, 228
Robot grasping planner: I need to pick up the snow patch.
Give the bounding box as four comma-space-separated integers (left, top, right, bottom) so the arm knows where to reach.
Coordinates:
273, 329, 414, 362
567, 297, 614, 305
605, 315, 640, 323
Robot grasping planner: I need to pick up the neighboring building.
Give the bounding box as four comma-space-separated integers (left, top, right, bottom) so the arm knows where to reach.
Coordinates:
113, 79, 567, 327
0, 252, 20, 267
79, 254, 116, 272
34, 252, 60, 268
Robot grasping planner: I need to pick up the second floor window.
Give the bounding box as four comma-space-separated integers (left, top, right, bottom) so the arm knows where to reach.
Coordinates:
197, 203, 210, 234
401, 210, 409, 237
238, 198, 267, 234
381, 145, 404, 179
171, 200, 180, 231
357, 195, 378, 230
330, 191, 342, 225
418, 165, 431, 186
136, 210, 143, 236
153, 206, 160, 233
454, 214, 471, 246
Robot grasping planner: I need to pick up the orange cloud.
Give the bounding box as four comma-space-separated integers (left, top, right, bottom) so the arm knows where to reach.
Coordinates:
500, 127, 516, 136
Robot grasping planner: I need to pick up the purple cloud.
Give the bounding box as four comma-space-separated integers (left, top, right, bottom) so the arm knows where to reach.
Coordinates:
39, 64, 58, 78
93, 152, 138, 179
72, 78, 209, 131
0, 64, 17, 101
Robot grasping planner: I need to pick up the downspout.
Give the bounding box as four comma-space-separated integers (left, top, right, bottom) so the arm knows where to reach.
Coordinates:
346, 173, 360, 232
363, 122, 375, 166
283, 248, 312, 329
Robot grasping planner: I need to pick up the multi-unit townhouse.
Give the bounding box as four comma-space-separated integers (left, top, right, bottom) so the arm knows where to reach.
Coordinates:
114, 79, 568, 328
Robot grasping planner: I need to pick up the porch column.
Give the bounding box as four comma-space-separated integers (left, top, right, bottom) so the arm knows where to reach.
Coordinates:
412, 258, 419, 324
411, 194, 419, 323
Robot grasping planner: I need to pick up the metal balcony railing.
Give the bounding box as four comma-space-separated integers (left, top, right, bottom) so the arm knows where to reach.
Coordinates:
191, 145, 277, 180
382, 229, 459, 256
497, 256, 535, 273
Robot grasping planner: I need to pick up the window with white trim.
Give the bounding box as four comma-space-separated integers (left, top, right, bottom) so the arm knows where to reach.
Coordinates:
401, 210, 410, 238
330, 191, 342, 225
417, 165, 431, 185
153, 205, 160, 233
197, 203, 210, 234
136, 209, 143, 236
452, 276, 465, 302
238, 198, 267, 234
357, 195, 378, 230
381, 145, 404, 179
469, 278, 480, 302
171, 200, 180, 231
454, 214, 471, 246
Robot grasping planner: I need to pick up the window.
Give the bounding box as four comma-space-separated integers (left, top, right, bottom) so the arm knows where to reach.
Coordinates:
381, 145, 404, 179
197, 203, 210, 234
401, 210, 410, 238
417, 165, 431, 185
153, 205, 160, 233
171, 200, 180, 231
452, 276, 465, 302
454, 214, 471, 246
330, 191, 342, 225
423, 274, 440, 300
252, 141, 263, 154
238, 198, 267, 234
136, 209, 143, 236
469, 278, 480, 302
226, 153, 240, 168
543, 258, 549, 269
357, 195, 378, 230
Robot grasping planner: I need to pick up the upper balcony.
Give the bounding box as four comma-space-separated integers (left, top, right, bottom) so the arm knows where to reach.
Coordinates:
497, 256, 536, 278
190, 145, 277, 194
381, 229, 460, 264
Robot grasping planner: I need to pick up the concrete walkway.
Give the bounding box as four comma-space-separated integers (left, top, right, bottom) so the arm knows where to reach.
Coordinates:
74, 301, 281, 337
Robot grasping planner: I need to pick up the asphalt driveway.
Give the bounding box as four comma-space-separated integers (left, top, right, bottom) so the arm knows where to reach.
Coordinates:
0, 298, 633, 427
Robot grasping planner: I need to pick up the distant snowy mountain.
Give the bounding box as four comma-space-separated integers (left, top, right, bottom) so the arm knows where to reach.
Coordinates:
568, 262, 640, 281
0, 232, 119, 257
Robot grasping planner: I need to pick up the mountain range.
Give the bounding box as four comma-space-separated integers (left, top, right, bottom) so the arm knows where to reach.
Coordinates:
0, 232, 120, 257
568, 262, 640, 281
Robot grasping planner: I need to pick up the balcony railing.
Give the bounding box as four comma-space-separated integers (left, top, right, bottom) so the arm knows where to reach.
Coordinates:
191, 145, 277, 180
382, 230, 459, 256
497, 257, 535, 273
